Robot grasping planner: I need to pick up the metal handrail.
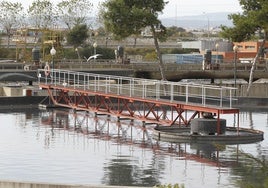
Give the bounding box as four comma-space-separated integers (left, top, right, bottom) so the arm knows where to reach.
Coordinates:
38, 69, 237, 108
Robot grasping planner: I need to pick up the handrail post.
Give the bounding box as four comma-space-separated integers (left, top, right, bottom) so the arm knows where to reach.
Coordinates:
94, 76, 96, 92
186, 85, 188, 104
156, 82, 160, 100
97, 75, 100, 91
87, 74, 90, 90
58, 69, 61, 85
203, 86, 206, 106
117, 78, 120, 95
84, 73, 87, 90
120, 78, 122, 94
170, 83, 174, 102
230, 90, 232, 108
37, 70, 41, 84
142, 81, 145, 98
220, 88, 223, 107
54, 69, 57, 86
105, 77, 108, 93
130, 79, 133, 97
202, 85, 204, 105
63, 71, 66, 87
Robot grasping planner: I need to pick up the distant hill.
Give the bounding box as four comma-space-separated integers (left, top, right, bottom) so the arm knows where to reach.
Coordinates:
160, 12, 235, 29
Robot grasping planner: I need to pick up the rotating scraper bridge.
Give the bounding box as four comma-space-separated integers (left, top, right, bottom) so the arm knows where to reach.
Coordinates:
38, 68, 239, 135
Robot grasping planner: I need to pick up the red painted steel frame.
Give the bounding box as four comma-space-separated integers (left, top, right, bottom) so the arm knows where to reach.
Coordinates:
40, 84, 239, 129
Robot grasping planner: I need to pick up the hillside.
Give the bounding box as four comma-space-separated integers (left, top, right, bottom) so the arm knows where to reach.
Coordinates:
160, 12, 235, 29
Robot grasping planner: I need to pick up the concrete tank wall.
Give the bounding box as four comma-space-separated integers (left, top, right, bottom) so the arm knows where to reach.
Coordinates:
3, 86, 23, 96
0, 181, 135, 188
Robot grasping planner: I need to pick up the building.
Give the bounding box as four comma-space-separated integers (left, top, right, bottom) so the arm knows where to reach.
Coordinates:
180, 40, 268, 63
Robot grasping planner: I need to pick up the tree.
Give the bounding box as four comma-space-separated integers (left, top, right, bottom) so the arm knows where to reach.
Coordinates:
0, 1, 24, 48
166, 26, 195, 40
246, 39, 265, 96
28, 0, 55, 29
100, 0, 168, 80
66, 24, 89, 48
56, 0, 93, 30
220, 0, 268, 96
220, 0, 268, 41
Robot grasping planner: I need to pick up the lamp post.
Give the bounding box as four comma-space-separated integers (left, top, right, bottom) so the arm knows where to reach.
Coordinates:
75, 48, 81, 63
206, 16, 210, 40
93, 42, 97, 63
215, 43, 219, 64
203, 12, 210, 49
50, 46, 56, 80
233, 45, 238, 95
50, 46, 56, 69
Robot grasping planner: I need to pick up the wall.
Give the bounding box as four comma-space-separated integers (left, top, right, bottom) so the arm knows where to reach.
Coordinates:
3, 86, 23, 96
0, 181, 125, 188
239, 83, 268, 97
233, 41, 268, 53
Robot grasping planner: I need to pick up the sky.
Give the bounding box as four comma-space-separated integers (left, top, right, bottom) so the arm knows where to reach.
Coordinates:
160, 0, 242, 17
10, 0, 243, 18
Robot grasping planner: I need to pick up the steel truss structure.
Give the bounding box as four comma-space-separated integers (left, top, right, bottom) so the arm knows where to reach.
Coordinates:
38, 69, 239, 130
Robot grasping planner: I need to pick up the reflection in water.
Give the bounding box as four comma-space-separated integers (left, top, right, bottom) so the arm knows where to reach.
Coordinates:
102, 155, 163, 186
40, 109, 237, 186
40, 109, 163, 186
233, 111, 268, 187
2, 108, 267, 187
234, 152, 268, 187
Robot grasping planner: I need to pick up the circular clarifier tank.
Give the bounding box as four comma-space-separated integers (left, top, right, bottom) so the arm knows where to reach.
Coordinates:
153, 124, 264, 145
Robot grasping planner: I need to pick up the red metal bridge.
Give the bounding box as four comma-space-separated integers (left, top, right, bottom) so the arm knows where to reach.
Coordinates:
38, 69, 239, 132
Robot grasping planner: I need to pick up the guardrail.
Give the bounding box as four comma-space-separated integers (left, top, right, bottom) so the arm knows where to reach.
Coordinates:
56, 61, 267, 72
38, 69, 237, 108
0, 60, 266, 73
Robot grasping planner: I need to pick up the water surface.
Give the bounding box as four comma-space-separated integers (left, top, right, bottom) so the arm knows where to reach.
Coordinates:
0, 108, 267, 188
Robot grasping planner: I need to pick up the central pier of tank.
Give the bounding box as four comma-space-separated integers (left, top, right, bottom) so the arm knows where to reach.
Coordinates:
191, 115, 226, 135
